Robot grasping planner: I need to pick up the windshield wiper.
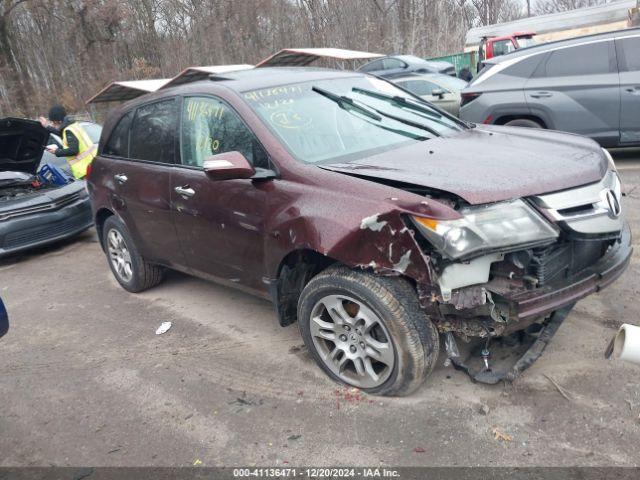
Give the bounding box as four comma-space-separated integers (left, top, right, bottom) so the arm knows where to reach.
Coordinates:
312, 86, 382, 121
311, 85, 429, 141
358, 102, 442, 137
352, 87, 442, 119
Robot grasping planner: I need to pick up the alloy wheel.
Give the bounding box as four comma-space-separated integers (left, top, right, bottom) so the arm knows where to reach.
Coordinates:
107, 228, 133, 282
309, 294, 395, 389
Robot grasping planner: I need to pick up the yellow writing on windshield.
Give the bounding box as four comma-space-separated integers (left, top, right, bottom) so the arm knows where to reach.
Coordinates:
186, 99, 225, 122
244, 85, 304, 103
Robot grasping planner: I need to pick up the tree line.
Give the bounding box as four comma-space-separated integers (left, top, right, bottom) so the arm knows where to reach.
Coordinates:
0, 0, 611, 119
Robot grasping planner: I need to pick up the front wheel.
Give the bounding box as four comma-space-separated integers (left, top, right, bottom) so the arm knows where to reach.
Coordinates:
298, 266, 439, 396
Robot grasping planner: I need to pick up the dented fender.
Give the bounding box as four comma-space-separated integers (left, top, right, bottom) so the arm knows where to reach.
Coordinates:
262, 177, 460, 288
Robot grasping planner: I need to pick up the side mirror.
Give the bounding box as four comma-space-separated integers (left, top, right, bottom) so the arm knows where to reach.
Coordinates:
431, 88, 445, 99
203, 151, 255, 181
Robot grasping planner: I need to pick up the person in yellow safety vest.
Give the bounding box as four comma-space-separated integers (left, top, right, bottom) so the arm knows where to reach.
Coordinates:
39, 105, 97, 179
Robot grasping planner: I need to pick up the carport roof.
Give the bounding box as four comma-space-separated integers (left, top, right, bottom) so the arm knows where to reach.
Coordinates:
255, 48, 384, 68
86, 65, 254, 104
159, 64, 254, 89
86, 79, 171, 104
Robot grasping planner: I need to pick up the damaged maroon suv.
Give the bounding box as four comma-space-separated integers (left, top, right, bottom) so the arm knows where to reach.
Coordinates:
88, 68, 631, 395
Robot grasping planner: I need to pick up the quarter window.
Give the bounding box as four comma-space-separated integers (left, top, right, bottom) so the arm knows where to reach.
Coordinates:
544, 42, 612, 77
103, 112, 132, 157
618, 37, 640, 72
180, 96, 268, 169
129, 99, 177, 164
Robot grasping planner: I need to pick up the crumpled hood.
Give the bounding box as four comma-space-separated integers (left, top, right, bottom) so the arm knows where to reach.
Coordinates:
321, 125, 608, 205
0, 117, 48, 175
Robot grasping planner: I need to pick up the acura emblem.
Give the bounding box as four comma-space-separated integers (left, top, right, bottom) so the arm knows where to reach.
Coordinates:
603, 189, 621, 218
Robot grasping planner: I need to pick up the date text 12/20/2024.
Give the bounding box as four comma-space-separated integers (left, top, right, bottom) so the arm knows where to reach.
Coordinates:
233, 468, 401, 478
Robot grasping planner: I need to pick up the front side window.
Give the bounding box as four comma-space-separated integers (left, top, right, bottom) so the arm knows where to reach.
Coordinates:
103, 111, 133, 157
545, 41, 612, 77
129, 99, 177, 164
180, 96, 269, 169
243, 76, 463, 164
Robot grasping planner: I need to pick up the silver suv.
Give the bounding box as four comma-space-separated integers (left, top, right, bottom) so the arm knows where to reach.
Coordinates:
459, 28, 640, 147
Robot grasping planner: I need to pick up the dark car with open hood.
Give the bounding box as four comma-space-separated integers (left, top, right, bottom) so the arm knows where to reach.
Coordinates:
0, 118, 93, 258
88, 68, 631, 396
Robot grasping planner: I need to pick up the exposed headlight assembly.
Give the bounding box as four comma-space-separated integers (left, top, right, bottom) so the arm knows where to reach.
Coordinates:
412, 199, 558, 260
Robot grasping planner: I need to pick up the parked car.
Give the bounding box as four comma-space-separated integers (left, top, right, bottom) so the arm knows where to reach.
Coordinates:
460, 28, 640, 147
392, 73, 468, 115
89, 68, 630, 396
0, 296, 7, 339
0, 118, 93, 258
358, 55, 456, 78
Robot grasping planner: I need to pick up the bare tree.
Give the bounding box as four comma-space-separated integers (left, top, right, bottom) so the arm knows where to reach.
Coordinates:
0, 0, 526, 118
534, 0, 613, 15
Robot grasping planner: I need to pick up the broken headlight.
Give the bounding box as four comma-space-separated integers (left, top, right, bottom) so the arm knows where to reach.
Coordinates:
412, 199, 558, 259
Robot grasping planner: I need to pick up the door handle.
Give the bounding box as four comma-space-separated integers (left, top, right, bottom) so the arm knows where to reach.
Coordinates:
114, 173, 128, 184
625, 87, 640, 94
174, 185, 195, 198
530, 92, 552, 98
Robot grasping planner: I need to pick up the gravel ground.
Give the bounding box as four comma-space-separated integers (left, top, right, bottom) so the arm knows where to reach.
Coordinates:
1, 152, 639, 467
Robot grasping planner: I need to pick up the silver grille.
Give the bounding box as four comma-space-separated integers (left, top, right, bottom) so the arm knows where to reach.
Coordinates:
530, 170, 623, 236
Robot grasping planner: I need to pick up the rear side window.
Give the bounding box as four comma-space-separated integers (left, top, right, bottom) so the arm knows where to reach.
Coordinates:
383, 58, 406, 70
103, 112, 132, 157
617, 36, 640, 72
130, 99, 177, 164
180, 96, 269, 169
359, 60, 383, 72
544, 41, 613, 77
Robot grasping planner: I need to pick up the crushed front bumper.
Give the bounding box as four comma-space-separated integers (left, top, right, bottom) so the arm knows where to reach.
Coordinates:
0, 196, 93, 258
494, 223, 632, 321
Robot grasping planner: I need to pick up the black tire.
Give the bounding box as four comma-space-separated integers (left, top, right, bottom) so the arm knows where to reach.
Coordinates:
102, 216, 164, 293
504, 118, 543, 128
298, 266, 439, 396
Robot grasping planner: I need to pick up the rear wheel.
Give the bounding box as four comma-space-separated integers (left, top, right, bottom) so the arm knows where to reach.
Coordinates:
504, 118, 543, 128
102, 216, 164, 293
298, 266, 439, 396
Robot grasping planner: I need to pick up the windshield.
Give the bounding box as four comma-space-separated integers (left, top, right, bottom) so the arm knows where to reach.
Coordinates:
243, 77, 463, 164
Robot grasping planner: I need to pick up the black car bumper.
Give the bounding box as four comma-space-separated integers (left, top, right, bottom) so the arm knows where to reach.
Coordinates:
500, 222, 632, 321
0, 196, 93, 258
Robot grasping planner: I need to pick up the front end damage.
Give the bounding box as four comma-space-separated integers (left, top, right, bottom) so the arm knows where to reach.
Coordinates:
427, 223, 631, 383
347, 171, 632, 384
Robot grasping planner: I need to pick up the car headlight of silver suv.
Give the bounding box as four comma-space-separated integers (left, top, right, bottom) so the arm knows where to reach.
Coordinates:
412, 199, 559, 260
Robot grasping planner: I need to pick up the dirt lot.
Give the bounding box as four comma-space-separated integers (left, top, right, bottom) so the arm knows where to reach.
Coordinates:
1, 152, 640, 467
